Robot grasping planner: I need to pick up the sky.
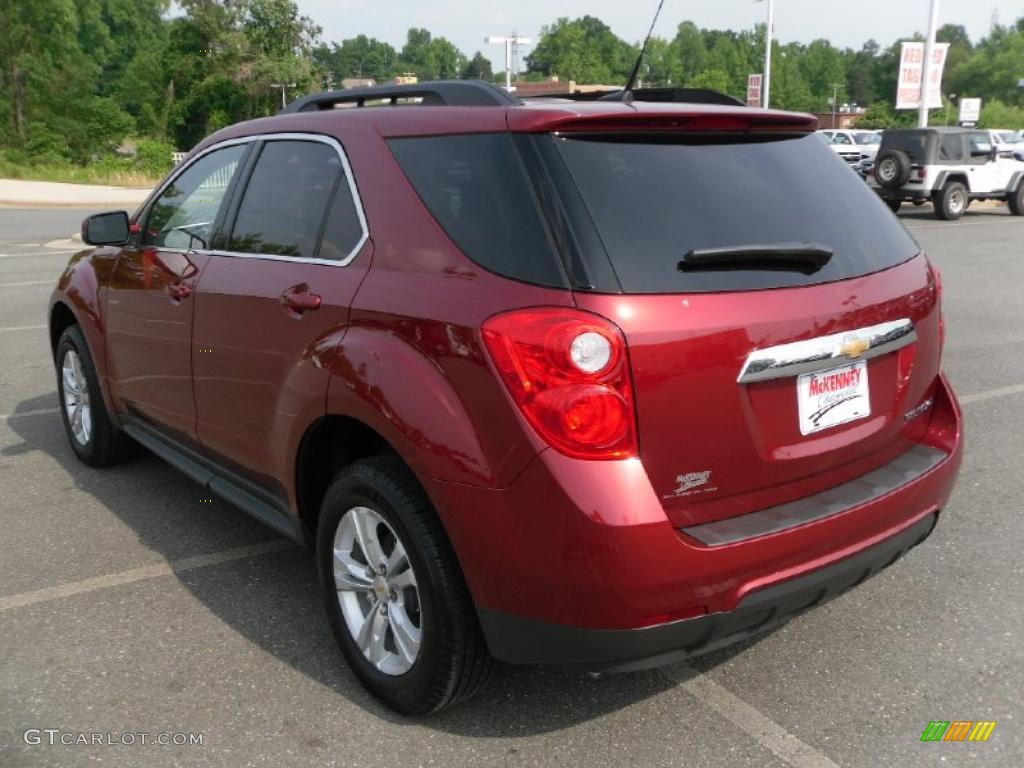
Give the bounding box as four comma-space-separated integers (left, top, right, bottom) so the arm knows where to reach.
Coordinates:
298, 0, 1024, 69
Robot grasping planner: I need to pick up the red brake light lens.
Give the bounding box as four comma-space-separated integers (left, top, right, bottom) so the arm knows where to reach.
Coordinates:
482, 308, 637, 460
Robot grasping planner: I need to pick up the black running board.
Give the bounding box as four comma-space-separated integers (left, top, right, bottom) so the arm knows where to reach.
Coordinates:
121, 419, 302, 542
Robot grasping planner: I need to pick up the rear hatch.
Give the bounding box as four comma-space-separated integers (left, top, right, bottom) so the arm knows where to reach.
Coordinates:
547, 129, 942, 528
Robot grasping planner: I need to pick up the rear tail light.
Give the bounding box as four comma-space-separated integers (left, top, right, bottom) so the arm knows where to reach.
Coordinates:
482, 308, 637, 460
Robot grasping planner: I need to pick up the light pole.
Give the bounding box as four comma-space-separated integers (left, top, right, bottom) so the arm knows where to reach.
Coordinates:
918, 0, 940, 127
755, 0, 774, 108
945, 93, 956, 125
270, 82, 296, 110
831, 82, 841, 128
486, 35, 531, 91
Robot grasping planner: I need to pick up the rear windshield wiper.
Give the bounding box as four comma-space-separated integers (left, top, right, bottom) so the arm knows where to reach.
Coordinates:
679, 243, 834, 274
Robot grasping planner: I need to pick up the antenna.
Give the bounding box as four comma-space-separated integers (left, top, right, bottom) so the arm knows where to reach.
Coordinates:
620, 0, 667, 100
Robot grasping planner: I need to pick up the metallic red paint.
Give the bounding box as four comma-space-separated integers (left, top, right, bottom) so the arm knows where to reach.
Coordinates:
49, 96, 963, 655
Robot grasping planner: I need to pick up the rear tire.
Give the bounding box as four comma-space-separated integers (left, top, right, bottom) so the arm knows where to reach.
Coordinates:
1009, 184, 1024, 216
886, 199, 902, 213
55, 325, 127, 467
934, 182, 968, 221
316, 455, 493, 714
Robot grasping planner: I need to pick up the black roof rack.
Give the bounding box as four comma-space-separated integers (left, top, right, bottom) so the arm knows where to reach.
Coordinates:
278, 80, 521, 114
523, 87, 746, 107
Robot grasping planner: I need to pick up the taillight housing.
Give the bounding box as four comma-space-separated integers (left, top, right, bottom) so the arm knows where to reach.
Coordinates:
482, 308, 637, 460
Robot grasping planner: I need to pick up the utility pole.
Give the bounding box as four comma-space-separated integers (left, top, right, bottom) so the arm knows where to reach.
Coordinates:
763, 0, 774, 108
831, 83, 841, 128
270, 82, 296, 109
486, 35, 531, 91
918, 0, 940, 128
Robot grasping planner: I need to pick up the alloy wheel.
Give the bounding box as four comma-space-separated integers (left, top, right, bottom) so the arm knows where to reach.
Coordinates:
62, 350, 92, 446
949, 188, 966, 215
333, 506, 422, 675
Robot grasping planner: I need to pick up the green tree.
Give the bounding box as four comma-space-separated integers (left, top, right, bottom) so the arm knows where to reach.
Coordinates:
671, 21, 706, 84
463, 51, 493, 81
526, 16, 634, 84
398, 28, 465, 79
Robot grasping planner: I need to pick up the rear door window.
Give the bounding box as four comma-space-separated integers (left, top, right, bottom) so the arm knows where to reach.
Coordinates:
939, 134, 965, 162
229, 140, 341, 259
552, 133, 920, 293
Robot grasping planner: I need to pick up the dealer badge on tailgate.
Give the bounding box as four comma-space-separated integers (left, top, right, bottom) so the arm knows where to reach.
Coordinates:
797, 360, 870, 435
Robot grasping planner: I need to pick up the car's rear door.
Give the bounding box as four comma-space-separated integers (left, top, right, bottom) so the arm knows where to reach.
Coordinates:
191, 135, 370, 498
106, 143, 248, 443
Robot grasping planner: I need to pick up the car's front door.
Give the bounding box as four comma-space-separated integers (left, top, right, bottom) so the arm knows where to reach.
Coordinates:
191, 136, 371, 498
106, 144, 249, 443
966, 131, 1003, 191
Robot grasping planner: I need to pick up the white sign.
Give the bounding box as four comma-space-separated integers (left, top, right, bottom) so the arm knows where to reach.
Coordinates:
958, 98, 982, 125
896, 42, 949, 110
746, 74, 763, 108
797, 360, 871, 436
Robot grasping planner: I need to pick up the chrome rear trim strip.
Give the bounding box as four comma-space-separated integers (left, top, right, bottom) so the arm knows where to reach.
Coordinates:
737, 318, 916, 384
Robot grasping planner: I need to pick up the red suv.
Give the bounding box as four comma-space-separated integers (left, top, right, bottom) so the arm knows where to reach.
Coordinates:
50, 81, 963, 714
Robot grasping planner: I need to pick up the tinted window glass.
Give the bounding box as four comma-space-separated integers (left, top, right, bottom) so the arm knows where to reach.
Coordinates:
969, 133, 993, 155
388, 134, 565, 287
143, 145, 245, 249
939, 134, 964, 162
230, 141, 340, 258
880, 131, 929, 164
553, 133, 920, 293
318, 174, 365, 262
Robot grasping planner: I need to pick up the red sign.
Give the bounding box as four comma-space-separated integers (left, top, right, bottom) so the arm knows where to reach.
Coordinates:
746, 74, 763, 107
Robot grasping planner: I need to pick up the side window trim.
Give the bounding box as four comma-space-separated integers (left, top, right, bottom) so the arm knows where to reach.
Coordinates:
210, 133, 369, 267
137, 139, 253, 252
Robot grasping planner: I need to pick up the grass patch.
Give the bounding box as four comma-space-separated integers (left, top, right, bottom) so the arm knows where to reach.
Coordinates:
0, 158, 159, 187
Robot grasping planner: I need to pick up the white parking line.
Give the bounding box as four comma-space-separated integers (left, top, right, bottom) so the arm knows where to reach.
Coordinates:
663, 664, 840, 768
0, 250, 78, 259
960, 383, 1024, 405
0, 324, 46, 333
0, 540, 293, 612
0, 280, 53, 288
0, 407, 58, 420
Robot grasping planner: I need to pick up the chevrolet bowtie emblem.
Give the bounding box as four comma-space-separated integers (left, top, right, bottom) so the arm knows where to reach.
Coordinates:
839, 338, 871, 358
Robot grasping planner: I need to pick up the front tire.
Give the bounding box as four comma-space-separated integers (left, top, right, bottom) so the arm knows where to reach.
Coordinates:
934, 182, 968, 221
55, 325, 126, 466
1009, 184, 1024, 216
316, 455, 493, 714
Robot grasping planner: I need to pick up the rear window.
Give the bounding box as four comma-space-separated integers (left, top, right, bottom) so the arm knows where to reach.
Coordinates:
388, 134, 565, 287
553, 133, 920, 293
879, 131, 930, 163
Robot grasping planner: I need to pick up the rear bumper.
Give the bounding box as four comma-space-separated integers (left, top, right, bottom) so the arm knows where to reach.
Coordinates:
428, 374, 963, 667
874, 186, 932, 201
479, 510, 937, 671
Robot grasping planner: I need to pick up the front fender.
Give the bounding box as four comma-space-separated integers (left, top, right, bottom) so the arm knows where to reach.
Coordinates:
326, 325, 538, 488
49, 247, 121, 412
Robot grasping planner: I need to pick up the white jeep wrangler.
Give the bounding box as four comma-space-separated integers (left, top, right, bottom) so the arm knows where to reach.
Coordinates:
870, 127, 1024, 220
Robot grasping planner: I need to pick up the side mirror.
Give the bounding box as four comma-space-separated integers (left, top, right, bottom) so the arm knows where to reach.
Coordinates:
82, 211, 130, 246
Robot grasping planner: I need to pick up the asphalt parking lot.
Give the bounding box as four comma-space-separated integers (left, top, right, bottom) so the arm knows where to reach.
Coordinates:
1, 205, 1022, 768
